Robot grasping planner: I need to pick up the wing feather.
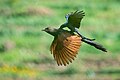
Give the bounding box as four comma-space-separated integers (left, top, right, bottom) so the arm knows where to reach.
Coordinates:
57, 51, 63, 66
66, 10, 85, 28
61, 50, 72, 63
60, 50, 69, 66
50, 31, 82, 66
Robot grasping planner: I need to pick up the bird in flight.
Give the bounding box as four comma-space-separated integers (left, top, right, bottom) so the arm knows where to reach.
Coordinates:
42, 27, 107, 66
42, 27, 82, 66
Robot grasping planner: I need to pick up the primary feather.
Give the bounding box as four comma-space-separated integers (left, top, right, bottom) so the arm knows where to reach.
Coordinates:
66, 10, 85, 28
50, 31, 82, 66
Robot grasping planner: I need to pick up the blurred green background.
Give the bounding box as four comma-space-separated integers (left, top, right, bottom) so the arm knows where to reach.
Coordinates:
0, 0, 120, 80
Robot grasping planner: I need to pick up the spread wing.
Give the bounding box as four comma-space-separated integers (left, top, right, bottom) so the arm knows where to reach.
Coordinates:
66, 10, 85, 28
50, 31, 82, 66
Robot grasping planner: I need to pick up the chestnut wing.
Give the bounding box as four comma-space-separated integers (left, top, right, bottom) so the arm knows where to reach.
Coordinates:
50, 32, 82, 66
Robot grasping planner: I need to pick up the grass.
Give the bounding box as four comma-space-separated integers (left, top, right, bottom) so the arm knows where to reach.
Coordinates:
0, 0, 120, 80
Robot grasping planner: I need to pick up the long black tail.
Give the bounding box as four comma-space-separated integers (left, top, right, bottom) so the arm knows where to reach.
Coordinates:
82, 39, 107, 52
74, 28, 107, 52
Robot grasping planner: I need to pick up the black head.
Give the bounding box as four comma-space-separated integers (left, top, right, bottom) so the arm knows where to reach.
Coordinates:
42, 27, 58, 36
65, 13, 71, 21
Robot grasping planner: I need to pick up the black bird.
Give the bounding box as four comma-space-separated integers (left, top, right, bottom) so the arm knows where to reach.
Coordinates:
59, 10, 95, 41
42, 27, 82, 66
59, 10, 107, 52
42, 27, 107, 66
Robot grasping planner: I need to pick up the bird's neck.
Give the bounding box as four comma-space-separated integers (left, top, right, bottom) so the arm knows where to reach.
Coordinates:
47, 29, 59, 37
48, 32, 58, 36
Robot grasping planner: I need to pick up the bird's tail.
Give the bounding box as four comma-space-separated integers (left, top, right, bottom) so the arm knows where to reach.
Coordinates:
74, 28, 107, 52
82, 39, 107, 52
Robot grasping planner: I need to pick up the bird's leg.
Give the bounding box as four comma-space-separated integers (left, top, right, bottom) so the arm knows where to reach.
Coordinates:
75, 28, 95, 41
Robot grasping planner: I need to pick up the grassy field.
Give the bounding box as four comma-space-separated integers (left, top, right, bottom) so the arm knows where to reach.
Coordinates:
0, 0, 120, 80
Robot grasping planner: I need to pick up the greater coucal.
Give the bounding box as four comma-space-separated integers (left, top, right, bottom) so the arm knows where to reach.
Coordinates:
42, 27, 82, 66
59, 10, 107, 52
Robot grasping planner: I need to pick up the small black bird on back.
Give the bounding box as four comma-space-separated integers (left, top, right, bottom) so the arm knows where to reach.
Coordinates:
59, 10, 94, 41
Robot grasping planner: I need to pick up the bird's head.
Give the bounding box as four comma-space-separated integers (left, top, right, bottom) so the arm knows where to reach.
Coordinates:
42, 27, 58, 36
65, 13, 71, 21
